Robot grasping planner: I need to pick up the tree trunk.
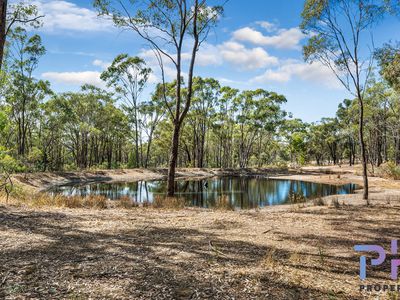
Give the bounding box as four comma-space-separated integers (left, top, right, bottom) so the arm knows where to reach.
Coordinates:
165, 0, 199, 197
144, 135, 153, 168
0, 0, 7, 71
358, 97, 369, 201
167, 122, 181, 196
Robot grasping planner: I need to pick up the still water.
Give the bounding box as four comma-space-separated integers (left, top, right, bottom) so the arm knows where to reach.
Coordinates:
48, 177, 357, 209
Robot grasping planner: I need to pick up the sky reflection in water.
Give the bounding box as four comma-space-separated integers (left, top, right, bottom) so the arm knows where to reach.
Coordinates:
48, 177, 357, 209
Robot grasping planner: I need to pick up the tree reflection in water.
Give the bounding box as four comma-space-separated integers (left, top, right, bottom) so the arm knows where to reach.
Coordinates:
48, 177, 357, 209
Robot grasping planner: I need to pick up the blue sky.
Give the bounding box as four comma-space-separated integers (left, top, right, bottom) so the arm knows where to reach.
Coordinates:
24, 0, 400, 122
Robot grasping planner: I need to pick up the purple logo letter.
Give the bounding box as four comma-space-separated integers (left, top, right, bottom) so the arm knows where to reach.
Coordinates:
354, 245, 386, 280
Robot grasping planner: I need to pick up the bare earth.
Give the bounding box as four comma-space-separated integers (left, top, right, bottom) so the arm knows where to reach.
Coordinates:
1, 166, 400, 299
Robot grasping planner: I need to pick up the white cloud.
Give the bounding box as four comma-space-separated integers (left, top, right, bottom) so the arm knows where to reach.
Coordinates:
92, 59, 111, 69
138, 40, 279, 76
32, 0, 113, 32
255, 21, 278, 32
183, 43, 222, 66
42, 71, 105, 88
232, 27, 306, 50
252, 60, 342, 89
138, 49, 175, 82
218, 41, 278, 70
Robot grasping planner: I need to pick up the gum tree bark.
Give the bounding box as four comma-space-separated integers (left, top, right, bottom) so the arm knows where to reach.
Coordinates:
0, 0, 7, 71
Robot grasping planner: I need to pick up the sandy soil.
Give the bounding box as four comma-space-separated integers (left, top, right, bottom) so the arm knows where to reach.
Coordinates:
1, 166, 400, 299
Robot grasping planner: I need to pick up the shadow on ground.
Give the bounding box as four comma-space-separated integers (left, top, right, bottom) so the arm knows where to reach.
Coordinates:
0, 205, 393, 299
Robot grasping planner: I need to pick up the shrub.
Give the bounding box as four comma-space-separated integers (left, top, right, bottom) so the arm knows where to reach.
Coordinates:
289, 192, 306, 204
378, 162, 400, 180
313, 197, 325, 206
331, 196, 340, 209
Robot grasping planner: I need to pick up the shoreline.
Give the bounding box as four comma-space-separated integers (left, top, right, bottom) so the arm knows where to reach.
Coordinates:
12, 167, 292, 192
12, 165, 400, 193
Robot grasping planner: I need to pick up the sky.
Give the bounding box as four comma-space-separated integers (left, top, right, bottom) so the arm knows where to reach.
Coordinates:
20, 0, 400, 122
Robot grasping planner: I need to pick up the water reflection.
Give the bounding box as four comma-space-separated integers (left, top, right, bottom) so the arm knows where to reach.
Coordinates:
48, 177, 357, 209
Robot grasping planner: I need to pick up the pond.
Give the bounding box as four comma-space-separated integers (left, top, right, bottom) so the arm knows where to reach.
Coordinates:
48, 177, 357, 209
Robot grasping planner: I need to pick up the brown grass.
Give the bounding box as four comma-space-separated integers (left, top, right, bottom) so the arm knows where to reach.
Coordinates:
214, 195, 235, 211
152, 195, 186, 209
115, 196, 140, 209
1, 189, 187, 210
5, 192, 109, 209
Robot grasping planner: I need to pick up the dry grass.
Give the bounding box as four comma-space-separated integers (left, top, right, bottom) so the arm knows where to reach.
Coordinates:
1, 191, 108, 209
1, 187, 186, 210
214, 195, 235, 211
152, 195, 186, 209
263, 248, 279, 268
50, 194, 107, 209
115, 196, 140, 209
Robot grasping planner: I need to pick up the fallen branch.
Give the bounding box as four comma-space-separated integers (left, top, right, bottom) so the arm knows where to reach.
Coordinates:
209, 241, 228, 258
262, 226, 276, 234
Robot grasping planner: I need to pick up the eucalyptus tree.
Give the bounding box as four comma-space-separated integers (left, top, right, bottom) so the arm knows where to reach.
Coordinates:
235, 89, 287, 168
376, 42, 400, 92
301, 0, 390, 201
375, 43, 400, 164
337, 99, 359, 165
94, 0, 224, 196
187, 77, 220, 168
5, 27, 50, 157
282, 119, 309, 165
53, 86, 130, 169
362, 79, 392, 166
320, 118, 341, 165
38, 97, 69, 171
100, 54, 151, 168
0, 1, 42, 70
140, 83, 167, 168
213, 86, 238, 168
308, 123, 327, 165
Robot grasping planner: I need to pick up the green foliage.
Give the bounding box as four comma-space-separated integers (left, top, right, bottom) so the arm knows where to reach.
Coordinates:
0, 150, 21, 173
94, 0, 223, 41
0, 1, 400, 176
7, 2, 43, 30
301, 0, 387, 92
375, 42, 400, 91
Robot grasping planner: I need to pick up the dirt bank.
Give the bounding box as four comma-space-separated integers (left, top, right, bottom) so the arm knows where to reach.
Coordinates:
273, 165, 400, 190
12, 167, 291, 191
